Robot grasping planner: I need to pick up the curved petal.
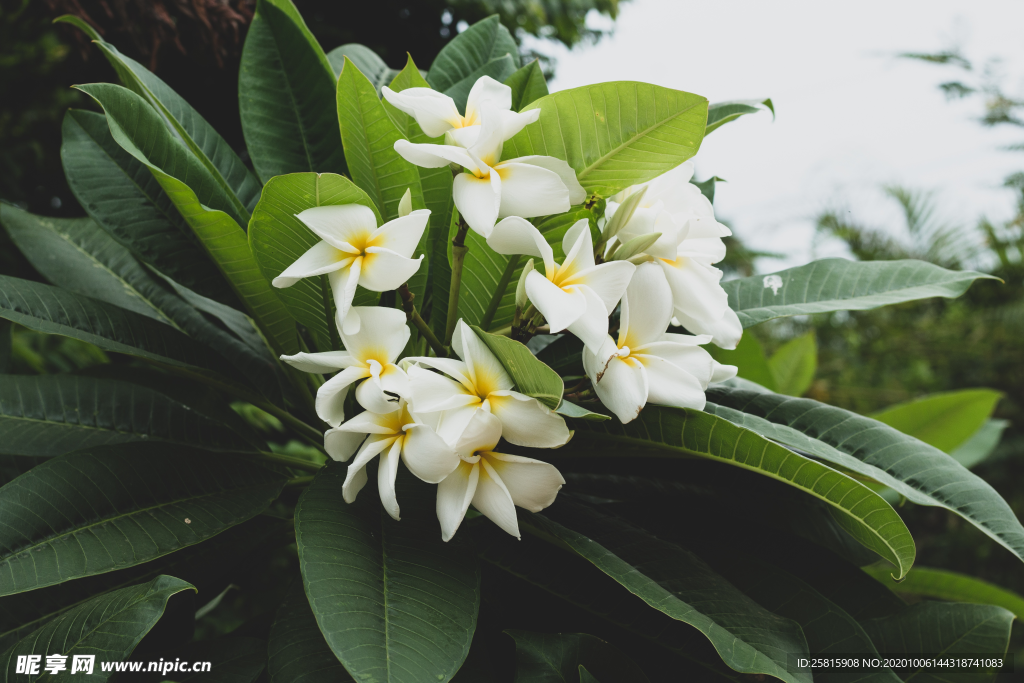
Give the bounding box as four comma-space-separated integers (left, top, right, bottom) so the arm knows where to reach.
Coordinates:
361, 249, 424, 291
634, 341, 714, 387
684, 215, 731, 239
454, 409, 503, 459
407, 365, 479, 414
468, 102, 506, 167
340, 306, 411, 363
341, 307, 361, 336
316, 365, 370, 427
273, 241, 347, 287
591, 355, 648, 424
635, 353, 707, 410
331, 408, 401, 436
296, 204, 377, 249
378, 439, 404, 520
561, 218, 592, 266
486, 216, 555, 274
465, 76, 512, 122
565, 286, 612, 353
494, 162, 570, 220
488, 391, 570, 448
473, 459, 520, 539
370, 210, 430, 258
511, 155, 585, 205
453, 171, 500, 237
437, 460, 479, 542
435, 404, 482, 447
324, 428, 366, 462
327, 258, 361, 329
497, 109, 540, 141
403, 356, 474, 390
658, 258, 729, 327
446, 125, 481, 149
456, 321, 513, 394
678, 236, 728, 264
711, 361, 739, 383
394, 139, 476, 170
581, 336, 621, 380
525, 270, 585, 332
280, 350, 356, 373
619, 262, 673, 349
486, 451, 565, 512
565, 261, 634, 313
381, 86, 462, 137
672, 304, 743, 350
402, 424, 460, 484
342, 435, 394, 503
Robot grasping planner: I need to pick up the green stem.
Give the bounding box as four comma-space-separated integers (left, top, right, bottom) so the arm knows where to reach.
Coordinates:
445, 220, 471, 346
479, 254, 520, 332
321, 275, 340, 350
257, 452, 323, 473
399, 284, 447, 356
286, 475, 316, 487
251, 398, 326, 449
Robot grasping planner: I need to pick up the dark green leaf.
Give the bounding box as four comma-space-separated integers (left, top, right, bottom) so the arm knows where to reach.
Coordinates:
555, 400, 610, 422
0, 575, 195, 682
570, 406, 916, 577
723, 258, 998, 328
704, 386, 1024, 572
145, 637, 266, 683
239, 0, 346, 183
295, 463, 480, 683
427, 16, 520, 94
0, 443, 287, 595
471, 326, 563, 409
59, 110, 235, 305
505, 60, 549, 111
691, 175, 724, 204
705, 98, 774, 135
327, 44, 399, 91
268, 583, 355, 683
503, 83, 708, 196
533, 333, 583, 376
767, 332, 816, 396
507, 631, 649, 683
862, 565, 1024, 621
869, 389, 1002, 453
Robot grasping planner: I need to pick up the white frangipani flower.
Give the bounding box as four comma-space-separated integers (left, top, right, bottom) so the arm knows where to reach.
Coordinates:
583, 262, 729, 424
487, 217, 635, 353
609, 162, 742, 349
281, 307, 411, 426
393, 97, 585, 237
382, 75, 539, 145
324, 400, 456, 521
404, 320, 570, 448
273, 204, 429, 334
436, 410, 565, 541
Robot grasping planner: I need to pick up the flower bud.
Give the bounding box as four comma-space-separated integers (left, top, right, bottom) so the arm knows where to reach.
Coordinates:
516, 258, 535, 310
398, 188, 413, 217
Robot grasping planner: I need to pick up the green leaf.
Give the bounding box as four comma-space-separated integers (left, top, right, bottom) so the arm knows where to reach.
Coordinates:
0, 374, 251, 457
707, 333, 776, 391
503, 83, 708, 196
249, 172, 383, 346
950, 419, 1008, 469
505, 60, 549, 111
443, 55, 518, 114
295, 463, 480, 683
426, 16, 520, 95
526, 500, 812, 683
869, 389, 1002, 453
147, 637, 267, 683
59, 110, 235, 305
75, 83, 298, 355
327, 44, 400, 91
692, 175, 724, 204
0, 321, 9, 374
579, 666, 599, 683
0, 575, 195, 681
609, 232, 662, 261
0, 517, 280, 654
533, 334, 584, 376
705, 98, 774, 135
0, 443, 287, 595
704, 386, 1024, 573
269, 583, 355, 683
470, 326, 563, 409
556, 400, 610, 422
570, 406, 916, 578
863, 565, 1024, 621
723, 258, 998, 328
1, 205, 285, 400
768, 332, 816, 396
507, 631, 649, 683
54, 19, 261, 215
337, 57, 426, 223
239, 0, 346, 183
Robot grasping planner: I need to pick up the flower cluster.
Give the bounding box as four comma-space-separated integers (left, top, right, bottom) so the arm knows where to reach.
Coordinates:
275, 76, 739, 540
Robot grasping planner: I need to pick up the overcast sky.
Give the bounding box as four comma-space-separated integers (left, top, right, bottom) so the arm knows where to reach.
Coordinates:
524, 0, 1024, 270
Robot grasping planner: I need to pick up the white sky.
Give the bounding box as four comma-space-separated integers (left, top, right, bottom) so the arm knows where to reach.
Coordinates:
524, 0, 1024, 270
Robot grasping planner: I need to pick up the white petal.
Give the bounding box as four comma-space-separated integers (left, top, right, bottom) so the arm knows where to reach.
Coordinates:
673, 305, 743, 350
581, 336, 621, 380
454, 409, 503, 459
565, 286, 612, 353
525, 270, 585, 332
565, 261, 634, 313
402, 425, 460, 484
465, 76, 512, 123
370, 210, 430, 258
272, 241, 347, 287
685, 215, 731, 239
659, 258, 729, 327
472, 459, 521, 539
342, 308, 361, 336
316, 365, 370, 427
437, 460, 478, 542
403, 356, 473, 387
394, 139, 476, 170
280, 350, 356, 373
619, 262, 673, 348
511, 155, 586, 205
324, 428, 365, 462
486, 452, 565, 512
633, 341, 714, 386
361, 249, 424, 291
340, 306, 411, 363
456, 321, 513, 394
488, 391, 570, 447
407, 365, 479, 413
561, 218, 592, 264
591, 355, 648, 424
711, 361, 739, 383
381, 86, 462, 137
453, 171, 500, 237
342, 435, 394, 503
679, 236, 727, 263
378, 439, 403, 520
497, 109, 540, 140
435, 403, 482, 447
327, 258, 361, 328
296, 204, 377, 249
331, 409, 400, 436
494, 162, 570, 220
356, 368, 403, 414
636, 354, 707, 410
486, 216, 555, 274
468, 102, 506, 167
